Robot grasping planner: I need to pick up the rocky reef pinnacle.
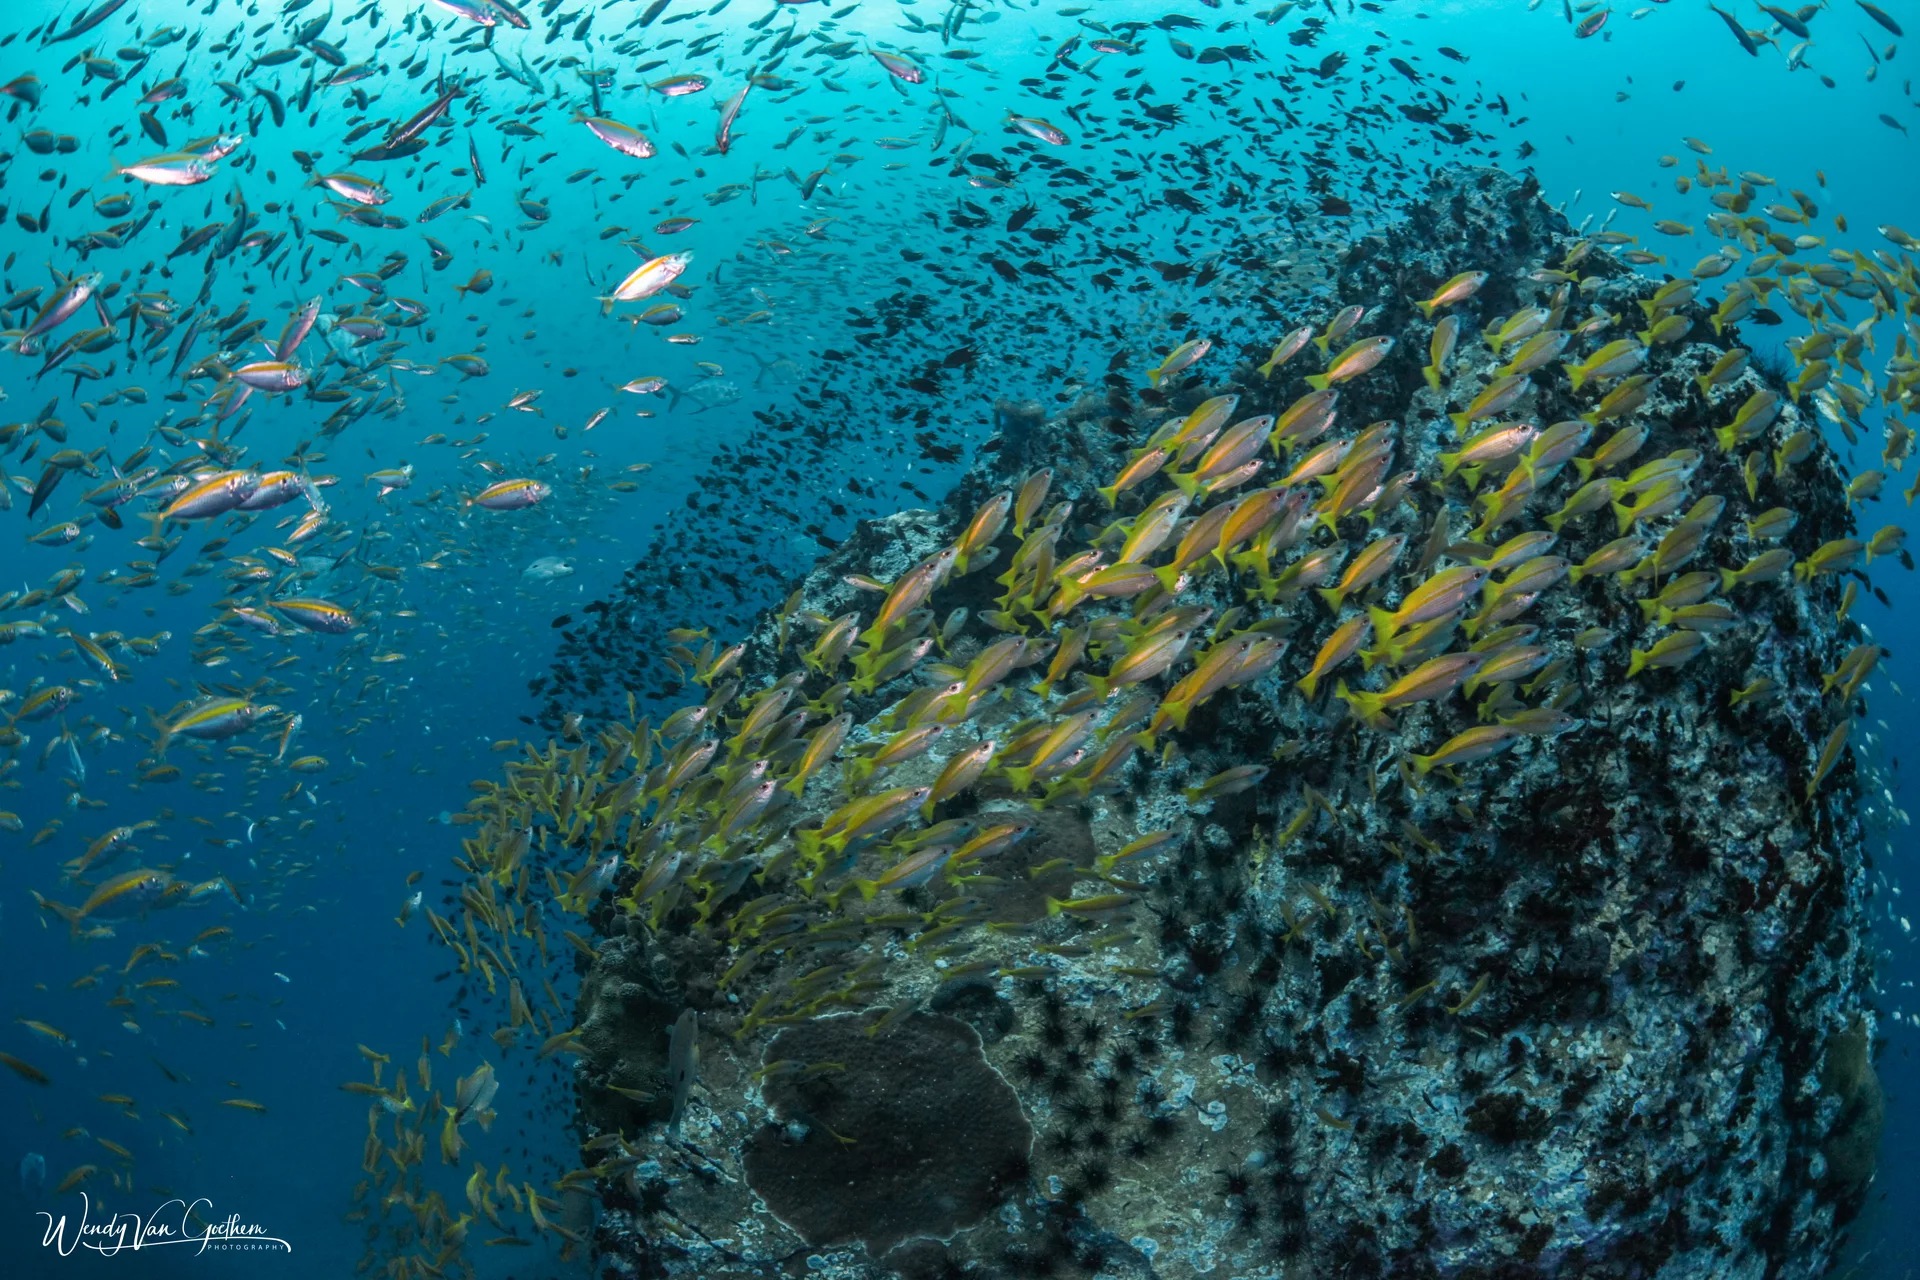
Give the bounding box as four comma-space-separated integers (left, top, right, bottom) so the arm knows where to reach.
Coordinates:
568, 168, 1882, 1280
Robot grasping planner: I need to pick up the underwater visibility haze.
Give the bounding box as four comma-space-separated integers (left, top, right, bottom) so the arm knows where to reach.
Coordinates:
2, 0, 1919, 1276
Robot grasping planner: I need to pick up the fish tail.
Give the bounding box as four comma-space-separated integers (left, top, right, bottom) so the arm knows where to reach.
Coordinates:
1333, 680, 1386, 730
1422, 363, 1441, 393
1438, 450, 1461, 478
1045, 896, 1066, 917
1168, 471, 1200, 499
1410, 751, 1437, 776
1713, 424, 1738, 452
1086, 675, 1112, 701
1095, 482, 1121, 508
144, 708, 174, 758
1256, 358, 1277, 379
1304, 373, 1331, 392
794, 828, 822, 866
1414, 299, 1436, 319
1312, 335, 1332, 355
1636, 327, 1655, 347
1159, 699, 1191, 732
1003, 765, 1036, 794
1315, 586, 1345, 614
1709, 314, 1726, 336
1152, 564, 1184, 595
1626, 648, 1650, 678
1694, 372, 1712, 397
1366, 605, 1398, 642
1447, 411, 1468, 432
1610, 501, 1635, 535
1563, 362, 1587, 392
1295, 671, 1320, 699
1573, 456, 1596, 482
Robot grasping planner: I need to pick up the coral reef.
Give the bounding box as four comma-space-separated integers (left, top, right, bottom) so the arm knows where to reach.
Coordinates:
541, 168, 1882, 1279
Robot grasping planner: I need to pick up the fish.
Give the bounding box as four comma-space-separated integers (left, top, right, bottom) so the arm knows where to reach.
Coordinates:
664, 1011, 698, 1139
524, 556, 576, 582
1415, 270, 1488, 317
1147, 338, 1211, 387
605, 252, 693, 304
468, 479, 552, 511
576, 113, 656, 159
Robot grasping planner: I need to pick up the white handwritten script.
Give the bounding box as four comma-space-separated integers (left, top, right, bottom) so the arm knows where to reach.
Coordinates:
37, 1193, 292, 1257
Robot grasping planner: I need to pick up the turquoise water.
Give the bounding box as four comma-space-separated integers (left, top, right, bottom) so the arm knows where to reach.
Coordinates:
1, 0, 1915, 1274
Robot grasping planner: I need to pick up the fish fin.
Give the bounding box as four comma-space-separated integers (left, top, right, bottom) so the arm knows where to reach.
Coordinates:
144, 707, 174, 758
1333, 680, 1386, 730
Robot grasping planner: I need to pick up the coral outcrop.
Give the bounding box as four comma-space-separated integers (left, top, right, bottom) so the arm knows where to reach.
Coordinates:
566, 168, 1881, 1280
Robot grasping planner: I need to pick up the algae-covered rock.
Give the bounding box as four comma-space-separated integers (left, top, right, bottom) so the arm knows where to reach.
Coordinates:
562, 168, 1881, 1280
1820, 1017, 1884, 1193
743, 1012, 1033, 1257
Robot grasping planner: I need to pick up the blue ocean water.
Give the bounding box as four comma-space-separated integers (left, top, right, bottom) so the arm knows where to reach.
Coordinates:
0, 0, 1914, 1275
